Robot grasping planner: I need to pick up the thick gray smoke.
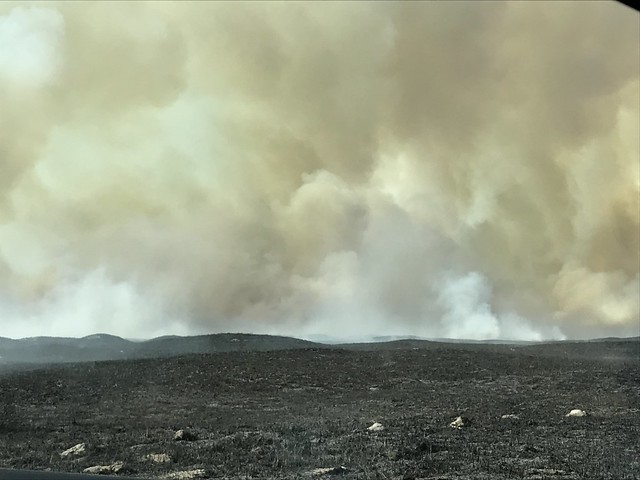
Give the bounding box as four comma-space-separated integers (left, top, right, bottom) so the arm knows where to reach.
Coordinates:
0, 2, 638, 340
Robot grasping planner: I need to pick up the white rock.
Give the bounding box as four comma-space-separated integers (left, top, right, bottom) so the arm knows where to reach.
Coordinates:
566, 409, 587, 417
174, 429, 197, 441
449, 416, 467, 429
311, 466, 350, 476
367, 422, 384, 432
145, 453, 171, 463
60, 443, 86, 458
83, 461, 124, 474
162, 469, 207, 479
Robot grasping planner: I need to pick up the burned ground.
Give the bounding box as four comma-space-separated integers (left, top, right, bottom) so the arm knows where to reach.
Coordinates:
0, 339, 638, 479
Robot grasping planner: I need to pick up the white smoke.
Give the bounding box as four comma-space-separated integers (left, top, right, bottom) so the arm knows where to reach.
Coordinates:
437, 272, 559, 341
0, 269, 187, 339
0, 2, 637, 341
0, 6, 64, 88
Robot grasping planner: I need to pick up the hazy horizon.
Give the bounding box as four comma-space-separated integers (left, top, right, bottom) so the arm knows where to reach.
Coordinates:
1, 330, 638, 343
1, 2, 638, 341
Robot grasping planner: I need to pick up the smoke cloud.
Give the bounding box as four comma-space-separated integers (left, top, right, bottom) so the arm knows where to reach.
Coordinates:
0, 2, 638, 340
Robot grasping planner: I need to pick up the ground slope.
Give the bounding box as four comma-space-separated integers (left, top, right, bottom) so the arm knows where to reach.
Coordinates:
0, 340, 638, 479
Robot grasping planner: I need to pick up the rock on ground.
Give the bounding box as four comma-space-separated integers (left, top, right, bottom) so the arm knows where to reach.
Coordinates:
145, 453, 171, 463
162, 469, 208, 479
310, 466, 350, 476
60, 443, 86, 458
450, 416, 470, 429
566, 409, 587, 417
82, 461, 125, 474
367, 422, 384, 432
174, 429, 198, 441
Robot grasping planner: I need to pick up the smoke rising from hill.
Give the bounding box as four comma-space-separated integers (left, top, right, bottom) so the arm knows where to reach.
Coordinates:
0, 2, 638, 340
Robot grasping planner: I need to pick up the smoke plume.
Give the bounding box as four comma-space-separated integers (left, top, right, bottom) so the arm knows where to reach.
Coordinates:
0, 2, 638, 340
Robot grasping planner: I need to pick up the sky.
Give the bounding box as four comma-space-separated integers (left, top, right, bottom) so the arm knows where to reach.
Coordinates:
0, 2, 638, 341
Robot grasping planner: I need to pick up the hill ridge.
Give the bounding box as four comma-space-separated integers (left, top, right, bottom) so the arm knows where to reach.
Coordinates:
1, 332, 637, 366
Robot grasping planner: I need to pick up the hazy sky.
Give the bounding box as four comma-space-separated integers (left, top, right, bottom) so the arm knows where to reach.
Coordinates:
0, 2, 638, 340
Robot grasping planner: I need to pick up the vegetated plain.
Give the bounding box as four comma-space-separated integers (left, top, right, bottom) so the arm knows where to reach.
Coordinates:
0, 335, 638, 479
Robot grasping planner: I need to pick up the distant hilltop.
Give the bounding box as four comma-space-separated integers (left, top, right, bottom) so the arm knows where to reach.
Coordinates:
0, 333, 318, 365
0, 332, 637, 366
